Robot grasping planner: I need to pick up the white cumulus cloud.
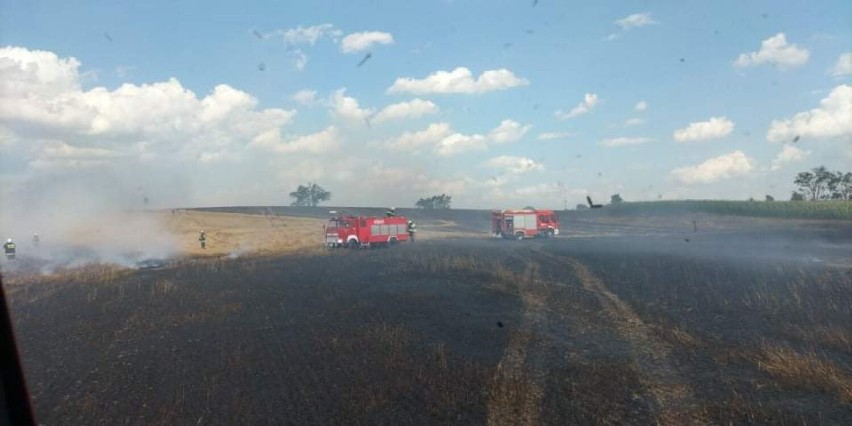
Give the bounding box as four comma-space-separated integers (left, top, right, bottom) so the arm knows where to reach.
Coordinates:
830, 52, 852, 77
386, 122, 452, 151
614, 13, 657, 30
0, 126, 18, 147
513, 183, 576, 198
251, 126, 340, 154
291, 89, 317, 106
673, 117, 735, 142
31, 141, 120, 170
273, 24, 341, 70
280, 23, 341, 46
670, 151, 754, 184
386, 67, 529, 95
330, 89, 373, 122
635, 100, 648, 111
373, 98, 438, 123
0, 45, 302, 177
600, 137, 653, 147
385, 119, 527, 156
733, 33, 809, 68
537, 131, 573, 140
483, 155, 543, 174
766, 84, 852, 143
291, 49, 308, 71
435, 132, 487, 156
0, 46, 81, 98
341, 31, 394, 53
487, 119, 531, 144
625, 118, 644, 126
0, 47, 295, 148
555, 93, 599, 120
771, 144, 810, 170
0, 46, 345, 209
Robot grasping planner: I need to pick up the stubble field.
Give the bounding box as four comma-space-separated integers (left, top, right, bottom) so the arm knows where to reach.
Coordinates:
3, 207, 851, 425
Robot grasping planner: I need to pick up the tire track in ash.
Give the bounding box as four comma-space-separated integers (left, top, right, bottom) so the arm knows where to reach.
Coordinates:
558, 255, 703, 425
486, 261, 548, 426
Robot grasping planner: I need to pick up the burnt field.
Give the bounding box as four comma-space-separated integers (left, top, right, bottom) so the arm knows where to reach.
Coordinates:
4, 210, 852, 425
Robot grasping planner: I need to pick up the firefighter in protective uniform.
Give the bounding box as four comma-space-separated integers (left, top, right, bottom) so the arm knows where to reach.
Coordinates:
407, 220, 416, 242
4, 238, 16, 260
199, 230, 207, 249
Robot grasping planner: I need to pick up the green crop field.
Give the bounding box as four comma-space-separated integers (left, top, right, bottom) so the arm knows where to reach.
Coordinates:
574, 200, 852, 220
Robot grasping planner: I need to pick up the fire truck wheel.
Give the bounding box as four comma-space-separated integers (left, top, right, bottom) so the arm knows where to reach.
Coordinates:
515, 232, 524, 240
348, 240, 359, 249
388, 238, 398, 246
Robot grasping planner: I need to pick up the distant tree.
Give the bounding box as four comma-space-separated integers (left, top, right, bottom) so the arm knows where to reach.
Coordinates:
748, 197, 755, 202
794, 166, 851, 200
523, 205, 536, 210
415, 194, 452, 209
838, 172, 852, 200
575, 204, 589, 210
827, 170, 851, 199
765, 194, 774, 202
289, 183, 331, 207
610, 194, 623, 204
819, 167, 840, 199
790, 191, 805, 201
794, 170, 821, 200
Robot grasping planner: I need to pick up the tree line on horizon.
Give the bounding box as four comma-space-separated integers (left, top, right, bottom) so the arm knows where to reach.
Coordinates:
288, 166, 851, 209
286, 183, 455, 210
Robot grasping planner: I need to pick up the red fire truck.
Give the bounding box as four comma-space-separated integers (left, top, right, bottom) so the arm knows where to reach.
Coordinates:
324, 213, 412, 248
492, 209, 560, 239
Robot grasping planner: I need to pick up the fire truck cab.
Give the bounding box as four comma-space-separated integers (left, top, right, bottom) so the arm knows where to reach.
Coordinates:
492, 209, 559, 239
325, 214, 411, 248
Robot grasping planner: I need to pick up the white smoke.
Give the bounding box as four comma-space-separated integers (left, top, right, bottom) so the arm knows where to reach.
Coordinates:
0, 169, 181, 272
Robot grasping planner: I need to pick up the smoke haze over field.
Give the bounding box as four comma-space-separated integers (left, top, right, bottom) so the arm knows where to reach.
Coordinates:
0, 170, 180, 270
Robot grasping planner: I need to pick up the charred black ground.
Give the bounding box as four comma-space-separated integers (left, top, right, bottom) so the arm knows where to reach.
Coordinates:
5, 208, 852, 425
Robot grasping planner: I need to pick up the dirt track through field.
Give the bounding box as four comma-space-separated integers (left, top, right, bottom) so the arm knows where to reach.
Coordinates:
486, 264, 547, 426
485, 246, 705, 425
563, 257, 702, 425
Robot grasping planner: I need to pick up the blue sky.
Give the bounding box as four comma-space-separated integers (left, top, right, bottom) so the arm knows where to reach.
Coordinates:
1, 0, 850, 209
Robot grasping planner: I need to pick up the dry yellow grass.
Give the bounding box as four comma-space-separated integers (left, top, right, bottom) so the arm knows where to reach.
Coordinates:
783, 324, 852, 353
755, 343, 852, 403
163, 210, 482, 256
161, 209, 327, 257
4, 263, 131, 291
1, 210, 331, 289
652, 325, 703, 350
486, 331, 542, 426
